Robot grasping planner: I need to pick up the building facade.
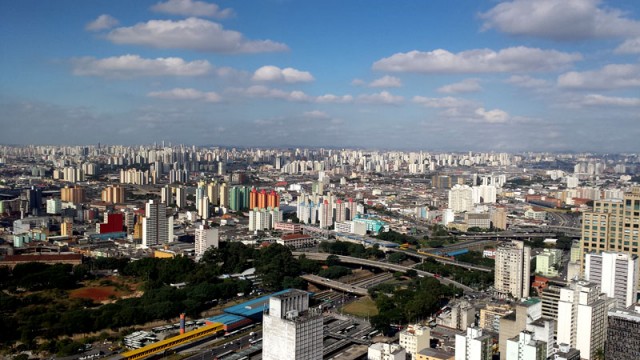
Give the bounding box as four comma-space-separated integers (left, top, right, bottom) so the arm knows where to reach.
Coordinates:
585, 251, 638, 308
495, 241, 531, 299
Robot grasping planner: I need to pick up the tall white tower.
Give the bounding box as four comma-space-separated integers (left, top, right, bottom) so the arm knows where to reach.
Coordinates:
585, 251, 638, 308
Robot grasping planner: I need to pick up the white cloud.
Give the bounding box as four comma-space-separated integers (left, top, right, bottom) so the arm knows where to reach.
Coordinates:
315, 94, 354, 104
151, 0, 234, 19
230, 85, 311, 102
86, 14, 119, 31
373, 46, 581, 73
475, 108, 510, 123
615, 37, 640, 54
71, 55, 212, 77
506, 75, 550, 89
557, 64, 640, 90
351, 79, 366, 86
480, 0, 640, 41
148, 88, 222, 102
357, 91, 404, 105
582, 94, 640, 106
369, 75, 402, 88
303, 110, 331, 119
437, 78, 482, 93
412, 96, 475, 108
252, 66, 314, 83
106, 18, 288, 53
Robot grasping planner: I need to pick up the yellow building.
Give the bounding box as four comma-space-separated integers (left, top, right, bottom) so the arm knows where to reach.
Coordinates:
61, 220, 73, 236
581, 187, 640, 288
154, 250, 176, 258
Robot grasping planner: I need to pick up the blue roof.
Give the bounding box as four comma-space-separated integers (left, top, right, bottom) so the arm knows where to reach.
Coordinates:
206, 313, 247, 325
223, 289, 297, 318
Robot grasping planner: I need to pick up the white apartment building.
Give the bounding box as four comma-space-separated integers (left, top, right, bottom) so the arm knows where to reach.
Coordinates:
455, 327, 492, 360
194, 225, 219, 260
448, 184, 474, 213
505, 331, 546, 360
142, 200, 169, 248
262, 290, 323, 360
399, 324, 430, 360
557, 280, 616, 360
368, 343, 406, 360
495, 241, 531, 299
585, 251, 639, 308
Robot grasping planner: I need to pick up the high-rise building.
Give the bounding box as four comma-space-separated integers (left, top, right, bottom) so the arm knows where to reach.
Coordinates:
557, 280, 615, 360
61, 185, 85, 204
581, 187, 640, 290
335, 200, 347, 223
498, 299, 542, 360
448, 184, 474, 213
25, 186, 42, 216
585, 251, 638, 308
194, 224, 219, 260
491, 206, 508, 230
455, 327, 492, 360
101, 185, 125, 204
175, 186, 187, 209
605, 307, 640, 360
368, 343, 406, 360
495, 241, 531, 299
142, 200, 169, 248
319, 200, 332, 229
46, 198, 61, 214
262, 290, 323, 360
198, 196, 210, 219
61, 219, 73, 236
505, 331, 546, 360
399, 324, 430, 360
161, 185, 174, 206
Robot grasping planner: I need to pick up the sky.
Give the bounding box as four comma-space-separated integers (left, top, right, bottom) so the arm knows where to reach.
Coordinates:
0, 0, 639, 152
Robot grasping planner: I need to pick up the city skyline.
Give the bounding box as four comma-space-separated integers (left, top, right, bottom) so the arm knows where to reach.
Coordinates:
1, 0, 639, 151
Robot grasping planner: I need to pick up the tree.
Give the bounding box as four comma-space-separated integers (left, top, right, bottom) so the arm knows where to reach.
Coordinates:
326, 254, 341, 267
388, 252, 407, 264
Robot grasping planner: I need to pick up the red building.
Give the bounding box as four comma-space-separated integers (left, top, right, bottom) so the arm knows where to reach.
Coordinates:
98, 213, 124, 234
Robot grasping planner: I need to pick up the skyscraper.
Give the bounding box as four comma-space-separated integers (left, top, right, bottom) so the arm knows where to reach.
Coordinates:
101, 185, 125, 204
556, 280, 615, 360
585, 252, 639, 308
495, 241, 531, 299
605, 307, 640, 360
262, 290, 323, 360
581, 187, 640, 290
142, 200, 169, 248
194, 224, 218, 260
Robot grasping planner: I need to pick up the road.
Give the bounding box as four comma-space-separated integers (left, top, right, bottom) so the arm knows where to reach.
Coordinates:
300, 274, 369, 296
293, 252, 475, 292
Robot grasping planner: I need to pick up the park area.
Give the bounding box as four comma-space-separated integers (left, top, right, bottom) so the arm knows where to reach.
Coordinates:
69, 276, 140, 303
341, 296, 378, 317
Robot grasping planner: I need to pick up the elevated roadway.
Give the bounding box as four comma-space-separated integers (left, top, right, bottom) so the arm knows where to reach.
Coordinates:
300, 274, 369, 296
293, 252, 474, 292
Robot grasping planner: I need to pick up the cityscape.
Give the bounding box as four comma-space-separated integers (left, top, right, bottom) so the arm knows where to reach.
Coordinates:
1, 1, 640, 360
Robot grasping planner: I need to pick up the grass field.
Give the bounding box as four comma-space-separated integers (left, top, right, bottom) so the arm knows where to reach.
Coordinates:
341, 296, 378, 317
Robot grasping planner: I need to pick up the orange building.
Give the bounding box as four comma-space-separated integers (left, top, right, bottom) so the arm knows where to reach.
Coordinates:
249, 188, 280, 210
61, 185, 86, 204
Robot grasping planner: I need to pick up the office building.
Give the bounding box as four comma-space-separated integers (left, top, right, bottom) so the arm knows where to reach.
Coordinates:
46, 198, 61, 214
455, 327, 492, 360
557, 280, 615, 360
585, 251, 638, 308
262, 290, 323, 360
399, 324, 430, 360
581, 187, 640, 290
194, 225, 219, 260
142, 200, 170, 248
605, 307, 640, 360
479, 303, 512, 332
505, 331, 546, 360
495, 241, 531, 299
61, 220, 73, 236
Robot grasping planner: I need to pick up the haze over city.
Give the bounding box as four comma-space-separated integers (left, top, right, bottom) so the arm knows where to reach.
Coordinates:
1, 0, 639, 151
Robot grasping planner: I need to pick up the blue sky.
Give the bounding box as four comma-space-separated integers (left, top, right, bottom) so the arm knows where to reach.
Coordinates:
1, 0, 639, 151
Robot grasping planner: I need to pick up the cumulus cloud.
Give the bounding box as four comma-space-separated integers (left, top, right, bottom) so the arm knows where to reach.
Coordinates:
437, 78, 482, 93
71, 55, 212, 77
316, 94, 354, 104
475, 108, 510, 123
557, 64, 640, 90
252, 65, 314, 83
86, 14, 119, 31
615, 37, 640, 54
506, 75, 550, 89
373, 47, 581, 73
357, 91, 404, 105
582, 94, 640, 106
106, 18, 288, 53
303, 110, 331, 119
480, 0, 640, 41
369, 75, 402, 88
230, 85, 311, 102
148, 88, 222, 103
151, 0, 234, 18
412, 96, 475, 108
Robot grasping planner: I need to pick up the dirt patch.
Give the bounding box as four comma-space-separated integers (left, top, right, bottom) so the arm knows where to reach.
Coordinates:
69, 286, 121, 302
